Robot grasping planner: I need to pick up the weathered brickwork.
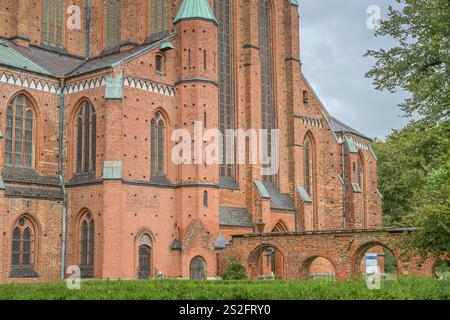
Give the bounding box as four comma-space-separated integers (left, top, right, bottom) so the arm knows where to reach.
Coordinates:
221, 230, 436, 280
0, 0, 419, 283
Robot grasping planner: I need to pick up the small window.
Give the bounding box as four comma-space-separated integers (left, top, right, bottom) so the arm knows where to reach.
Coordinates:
203, 191, 208, 208
303, 91, 309, 105
155, 54, 165, 74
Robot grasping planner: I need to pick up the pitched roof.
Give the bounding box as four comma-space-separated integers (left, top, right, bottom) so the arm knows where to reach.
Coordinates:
0, 34, 175, 78
174, 0, 217, 25
219, 207, 253, 227
0, 39, 52, 76
10, 42, 84, 77
329, 116, 371, 140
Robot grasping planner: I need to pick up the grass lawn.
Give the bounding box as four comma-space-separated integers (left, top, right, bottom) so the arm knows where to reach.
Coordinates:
0, 278, 448, 300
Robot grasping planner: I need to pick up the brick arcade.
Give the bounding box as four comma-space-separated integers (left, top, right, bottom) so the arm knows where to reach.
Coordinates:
0, 0, 432, 282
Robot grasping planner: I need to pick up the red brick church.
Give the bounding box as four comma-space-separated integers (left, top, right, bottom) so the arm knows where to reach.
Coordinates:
0, 0, 382, 282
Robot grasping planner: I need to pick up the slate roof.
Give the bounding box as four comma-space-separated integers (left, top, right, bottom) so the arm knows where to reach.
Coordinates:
10, 42, 84, 77
5, 186, 63, 200
329, 117, 371, 140
263, 181, 295, 211
0, 39, 51, 75
219, 207, 254, 227
2, 167, 60, 186
0, 34, 174, 78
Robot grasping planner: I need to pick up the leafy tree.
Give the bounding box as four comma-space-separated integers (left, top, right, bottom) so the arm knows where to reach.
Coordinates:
372, 120, 450, 225
222, 257, 247, 280
365, 0, 450, 124
402, 162, 450, 257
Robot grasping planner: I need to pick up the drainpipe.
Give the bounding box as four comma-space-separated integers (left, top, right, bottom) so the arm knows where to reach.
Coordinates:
85, 0, 91, 59
341, 136, 347, 229
58, 78, 67, 280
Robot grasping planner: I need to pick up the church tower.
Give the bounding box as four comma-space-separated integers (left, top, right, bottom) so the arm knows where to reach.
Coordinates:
173, 0, 221, 279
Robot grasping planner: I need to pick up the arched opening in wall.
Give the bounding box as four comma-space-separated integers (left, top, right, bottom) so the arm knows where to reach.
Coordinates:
74, 100, 96, 176
302, 256, 336, 281
272, 220, 288, 233
150, 111, 167, 178
190, 256, 207, 280
357, 151, 367, 227
433, 259, 450, 280
155, 54, 165, 74
5, 92, 36, 168
78, 210, 95, 278
249, 244, 285, 279
353, 243, 398, 280
10, 215, 39, 278
138, 233, 153, 279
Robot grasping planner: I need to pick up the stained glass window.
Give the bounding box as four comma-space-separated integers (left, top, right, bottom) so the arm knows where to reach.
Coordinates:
75, 102, 96, 174
259, 0, 276, 183
11, 218, 34, 267
151, 114, 166, 177
149, 0, 168, 37
104, 0, 121, 49
80, 213, 95, 274
214, 0, 234, 178
5, 94, 34, 168
304, 138, 312, 196
41, 0, 64, 47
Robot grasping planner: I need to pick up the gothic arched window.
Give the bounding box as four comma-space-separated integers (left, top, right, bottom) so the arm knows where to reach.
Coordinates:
80, 212, 94, 278
75, 101, 96, 174
358, 154, 367, 227
155, 54, 165, 74
304, 136, 313, 197
41, 0, 64, 47
214, 0, 234, 179
5, 94, 35, 168
358, 157, 364, 188
104, 0, 121, 49
259, 0, 276, 183
151, 112, 166, 177
149, 0, 168, 37
11, 216, 38, 277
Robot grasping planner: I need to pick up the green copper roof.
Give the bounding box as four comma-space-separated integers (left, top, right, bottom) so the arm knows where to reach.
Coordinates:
0, 40, 50, 75
174, 0, 217, 25
160, 42, 174, 51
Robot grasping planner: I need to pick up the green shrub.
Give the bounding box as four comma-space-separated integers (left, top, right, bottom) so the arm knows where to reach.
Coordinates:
222, 257, 247, 280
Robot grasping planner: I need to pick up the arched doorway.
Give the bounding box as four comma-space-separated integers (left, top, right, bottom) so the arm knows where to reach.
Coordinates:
137, 233, 153, 279
138, 245, 152, 279
190, 256, 207, 280
353, 243, 398, 280
302, 256, 336, 280
249, 244, 285, 279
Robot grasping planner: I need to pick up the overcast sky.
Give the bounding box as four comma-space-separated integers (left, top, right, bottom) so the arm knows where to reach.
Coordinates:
299, 0, 409, 139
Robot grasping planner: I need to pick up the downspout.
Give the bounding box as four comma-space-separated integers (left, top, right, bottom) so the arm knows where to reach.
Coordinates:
58, 78, 67, 280
85, 0, 91, 59
341, 136, 347, 229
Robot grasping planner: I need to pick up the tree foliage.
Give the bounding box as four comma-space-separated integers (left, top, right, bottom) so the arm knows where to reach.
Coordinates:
365, 0, 450, 124
373, 121, 450, 225
222, 257, 247, 280
373, 121, 449, 257
367, 0, 450, 258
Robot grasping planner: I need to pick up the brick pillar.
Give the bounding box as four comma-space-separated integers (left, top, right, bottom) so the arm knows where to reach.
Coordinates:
101, 77, 125, 279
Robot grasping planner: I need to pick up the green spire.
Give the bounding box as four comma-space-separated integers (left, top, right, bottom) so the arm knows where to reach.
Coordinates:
173, 0, 217, 25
